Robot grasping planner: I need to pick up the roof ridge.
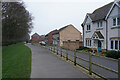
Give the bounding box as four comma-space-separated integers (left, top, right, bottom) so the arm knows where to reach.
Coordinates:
92, 2, 114, 14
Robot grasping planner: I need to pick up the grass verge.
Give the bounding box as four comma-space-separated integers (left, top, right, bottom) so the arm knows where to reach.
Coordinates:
2, 43, 32, 78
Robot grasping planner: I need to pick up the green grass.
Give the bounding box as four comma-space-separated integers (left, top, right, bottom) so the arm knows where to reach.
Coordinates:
2, 43, 32, 78
0, 47, 2, 80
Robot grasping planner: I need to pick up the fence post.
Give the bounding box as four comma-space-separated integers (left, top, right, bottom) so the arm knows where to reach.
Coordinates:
118, 58, 120, 80
60, 47, 62, 57
66, 48, 68, 61
54, 45, 55, 53
89, 52, 92, 75
57, 43, 58, 55
51, 46, 52, 51
74, 50, 76, 66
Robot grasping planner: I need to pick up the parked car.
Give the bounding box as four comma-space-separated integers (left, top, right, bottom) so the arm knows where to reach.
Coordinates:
39, 41, 46, 46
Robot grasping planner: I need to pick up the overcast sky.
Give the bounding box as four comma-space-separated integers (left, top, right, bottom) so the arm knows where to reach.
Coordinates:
23, 0, 113, 36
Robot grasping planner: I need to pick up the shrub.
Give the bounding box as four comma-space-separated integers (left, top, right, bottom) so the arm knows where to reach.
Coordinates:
102, 51, 120, 59
76, 46, 93, 52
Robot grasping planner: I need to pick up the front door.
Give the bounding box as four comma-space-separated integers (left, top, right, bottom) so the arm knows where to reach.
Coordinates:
97, 40, 102, 53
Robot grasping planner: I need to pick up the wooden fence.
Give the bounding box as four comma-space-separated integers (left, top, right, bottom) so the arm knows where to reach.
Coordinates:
46, 45, 120, 80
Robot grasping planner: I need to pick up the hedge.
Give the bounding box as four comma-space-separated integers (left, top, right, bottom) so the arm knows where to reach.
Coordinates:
102, 51, 120, 59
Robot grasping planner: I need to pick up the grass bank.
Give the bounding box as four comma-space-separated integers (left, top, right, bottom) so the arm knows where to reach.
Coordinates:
2, 43, 32, 78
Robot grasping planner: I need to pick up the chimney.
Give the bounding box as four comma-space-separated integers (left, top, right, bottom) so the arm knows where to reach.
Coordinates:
114, 0, 120, 2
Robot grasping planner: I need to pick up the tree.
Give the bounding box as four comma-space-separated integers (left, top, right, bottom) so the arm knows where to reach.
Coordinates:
2, 1, 33, 45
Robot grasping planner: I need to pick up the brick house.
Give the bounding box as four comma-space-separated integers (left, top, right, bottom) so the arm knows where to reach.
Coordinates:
81, 0, 120, 52
52, 24, 82, 50
45, 29, 57, 44
31, 33, 42, 43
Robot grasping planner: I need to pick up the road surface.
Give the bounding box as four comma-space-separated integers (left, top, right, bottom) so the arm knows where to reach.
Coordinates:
46, 46, 118, 78
26, 44, 91, 78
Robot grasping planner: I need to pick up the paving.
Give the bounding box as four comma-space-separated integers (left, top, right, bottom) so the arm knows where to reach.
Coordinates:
26, 44, 91, 78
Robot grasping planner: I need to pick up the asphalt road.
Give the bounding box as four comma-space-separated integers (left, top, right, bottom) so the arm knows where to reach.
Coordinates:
26, 44, 91, 78
46, 46, 118, 78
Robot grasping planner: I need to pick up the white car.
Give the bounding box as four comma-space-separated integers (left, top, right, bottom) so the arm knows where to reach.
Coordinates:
39, 41, 46, 46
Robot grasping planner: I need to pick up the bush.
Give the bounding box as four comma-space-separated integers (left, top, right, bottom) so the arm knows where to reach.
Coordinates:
76, 46, 93, 52
102, 51, 120, 59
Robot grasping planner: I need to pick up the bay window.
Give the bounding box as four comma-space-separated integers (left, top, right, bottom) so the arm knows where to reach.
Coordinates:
115, 40, 118, 49
86, 39, 91, 47
111, 40, 113, 49
111, 40, 120, 51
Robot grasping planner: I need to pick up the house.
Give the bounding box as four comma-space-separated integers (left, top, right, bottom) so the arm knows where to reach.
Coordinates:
52, 24, 82, 50
40, 35, 45, 41
81, 0, 120, 53
31, 33, 42, 43
45, 29, 58, 44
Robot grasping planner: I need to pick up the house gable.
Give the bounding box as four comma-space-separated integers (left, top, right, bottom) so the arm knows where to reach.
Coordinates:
105, 2, 120, 20
60, 25, 81, 41
82, 14, 92, 26
91, 31, 104, 40
60, 25, 81, 35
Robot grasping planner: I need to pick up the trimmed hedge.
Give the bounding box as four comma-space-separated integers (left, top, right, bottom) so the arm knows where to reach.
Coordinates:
102, 51, 120, 59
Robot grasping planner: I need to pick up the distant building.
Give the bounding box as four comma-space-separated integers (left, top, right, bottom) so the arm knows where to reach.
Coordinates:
81, 0, 120, 52
31, 33, 42, 43
45, 29, 58, 44
40, 35, 45, 41
52, 24, 82, 50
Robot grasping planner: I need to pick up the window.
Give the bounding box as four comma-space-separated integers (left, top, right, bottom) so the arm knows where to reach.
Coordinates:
86, 40, 91, 47
97, 21, 103, 28
113, 18, 116, 26
117, 18, 120, 25
119, 41, 120, 50
113, 17, 120, 26
111, 40, 120, 51
111, 40, 113, 49
90, 40, 91, 46
87, 24, 91, 30
86, 40, 87, 46
115, 40, 118, 49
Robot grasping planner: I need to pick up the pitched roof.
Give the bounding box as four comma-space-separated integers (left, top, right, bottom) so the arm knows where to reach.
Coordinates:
32, 33, 40, 37
88, 2, 114, 22
95, 31, 104, 39
53, 25, 71, 35
45, 29, 57, 37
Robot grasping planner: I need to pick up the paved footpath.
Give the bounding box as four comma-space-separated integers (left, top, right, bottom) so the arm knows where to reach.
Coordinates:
26, 44, 91, 78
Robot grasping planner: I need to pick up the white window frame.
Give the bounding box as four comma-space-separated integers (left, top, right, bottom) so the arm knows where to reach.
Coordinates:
112, 17, 120, 27
86, 39, 91, 47
97, 21, 103, 28
86, 24, 91, 31
110, 39, 120, 51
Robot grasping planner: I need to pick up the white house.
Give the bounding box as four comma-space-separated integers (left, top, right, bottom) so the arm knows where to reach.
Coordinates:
82, 0, 120, 53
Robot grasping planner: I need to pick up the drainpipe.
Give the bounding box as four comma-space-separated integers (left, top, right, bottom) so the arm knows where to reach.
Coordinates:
106, 20, 108, 51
